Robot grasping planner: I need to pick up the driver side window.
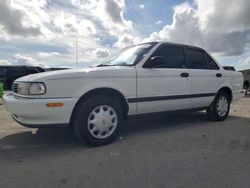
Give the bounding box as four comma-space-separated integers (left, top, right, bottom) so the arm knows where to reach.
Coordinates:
149, 45, 185, 68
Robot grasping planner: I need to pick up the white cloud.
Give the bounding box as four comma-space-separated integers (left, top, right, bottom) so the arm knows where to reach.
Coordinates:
37, 52, 60, 58
80, 48, 113, 63
0, 0, 99, 49
13, 54, 48, 68
95, 0, 133, 36
93, 48, 112, 58
78, 19, 97, 36
0, 60, 11, 66
0, 54, 49, 68
115, 34, 141, 48
71, 0, 135, 37
0, 0, 54, 42
144, 3, 202, 44
71, 0, 98, 11
70, 0, 140, 60
196, 0, 250, 33
144, 1, 250, 57
0, 0, 42, 37
1, 0, 250, 69
52, 11, 96, 37
139, 4, 145, 9
238, 56, 250, 70
156, 20, 162, 25
53, 11, 77, 34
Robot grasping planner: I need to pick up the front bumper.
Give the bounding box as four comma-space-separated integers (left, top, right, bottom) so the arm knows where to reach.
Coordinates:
3, 93, 78, 127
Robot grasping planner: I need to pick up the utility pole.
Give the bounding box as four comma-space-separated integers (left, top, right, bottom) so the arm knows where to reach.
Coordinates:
76, 0, 83, 68
75, 30, 78, 68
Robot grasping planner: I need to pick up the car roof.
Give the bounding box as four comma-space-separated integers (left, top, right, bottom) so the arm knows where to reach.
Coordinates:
157, 41, 204, 51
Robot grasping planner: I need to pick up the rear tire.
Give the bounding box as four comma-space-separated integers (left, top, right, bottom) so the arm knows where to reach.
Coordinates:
243, 83, 249, 95
206, 91, 230, 121
73, 95, 123, 146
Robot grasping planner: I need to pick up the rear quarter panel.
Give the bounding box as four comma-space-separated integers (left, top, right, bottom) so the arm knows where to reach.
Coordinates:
220, 70, 244, 102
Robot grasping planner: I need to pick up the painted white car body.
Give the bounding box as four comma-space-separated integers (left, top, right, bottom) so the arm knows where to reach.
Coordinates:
3, 42, 245, 127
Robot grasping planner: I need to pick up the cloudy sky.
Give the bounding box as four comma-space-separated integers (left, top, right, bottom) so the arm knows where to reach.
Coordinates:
0, 0, 250, 70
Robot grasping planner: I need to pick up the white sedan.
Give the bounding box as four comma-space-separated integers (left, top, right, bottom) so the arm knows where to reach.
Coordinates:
3, 42, 245, 146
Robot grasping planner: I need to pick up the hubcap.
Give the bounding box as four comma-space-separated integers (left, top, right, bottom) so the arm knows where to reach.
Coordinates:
216, 96, 229, 117
87, 105, 118, 139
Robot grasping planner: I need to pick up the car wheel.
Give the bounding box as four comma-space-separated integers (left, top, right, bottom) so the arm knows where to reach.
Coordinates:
206, 91, 230, 121
243, 83, 249, 95
73, 95, 123, 146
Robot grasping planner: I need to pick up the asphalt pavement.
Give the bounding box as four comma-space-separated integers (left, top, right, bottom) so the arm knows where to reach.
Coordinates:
0, 95, 250, 188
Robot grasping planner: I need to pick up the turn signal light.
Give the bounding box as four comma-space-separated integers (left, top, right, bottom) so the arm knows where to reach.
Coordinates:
46, 102, 64, 107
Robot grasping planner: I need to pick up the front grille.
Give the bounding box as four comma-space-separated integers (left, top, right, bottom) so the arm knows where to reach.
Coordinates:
12, 83, 19, 94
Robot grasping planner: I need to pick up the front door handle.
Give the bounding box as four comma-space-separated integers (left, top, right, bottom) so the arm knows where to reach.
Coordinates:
216, 73, 222, 78
180, 72, 189, 77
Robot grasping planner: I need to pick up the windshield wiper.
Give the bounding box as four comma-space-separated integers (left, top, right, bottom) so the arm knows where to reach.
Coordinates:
97, 62, 131, 67
96, 64, 113, 67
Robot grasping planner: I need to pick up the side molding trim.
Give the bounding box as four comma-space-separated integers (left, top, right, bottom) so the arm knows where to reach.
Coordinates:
127, 93, 215, 103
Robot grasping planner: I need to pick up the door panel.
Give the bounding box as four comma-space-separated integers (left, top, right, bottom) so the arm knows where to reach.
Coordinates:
135, 45, 193, 114
136, 68, 192, 114
185, 48, 224, 107
190, 69, 224, 107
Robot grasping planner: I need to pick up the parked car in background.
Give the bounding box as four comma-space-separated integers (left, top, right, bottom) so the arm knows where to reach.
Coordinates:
239, 69, 250, 94
222, 67, 249, 94
223, 66, 236, 71
0, 66, 45, 90
3, 42, 245, 146
0, 66, 69, 91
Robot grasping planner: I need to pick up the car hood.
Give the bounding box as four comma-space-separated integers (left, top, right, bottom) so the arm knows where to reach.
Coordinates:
15, 66, 136, 82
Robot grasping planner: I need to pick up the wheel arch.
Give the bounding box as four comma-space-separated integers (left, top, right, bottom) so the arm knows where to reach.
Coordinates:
70, 87, 129, 126
217, 87, 232, 103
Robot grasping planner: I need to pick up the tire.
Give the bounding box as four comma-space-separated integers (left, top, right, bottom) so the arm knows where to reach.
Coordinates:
243, 83, 249, 95
206, 91, 230, 121
73, 95, 123, 146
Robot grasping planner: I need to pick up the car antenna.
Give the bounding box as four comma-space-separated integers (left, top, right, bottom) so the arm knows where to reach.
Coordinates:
75, 30, 78, 68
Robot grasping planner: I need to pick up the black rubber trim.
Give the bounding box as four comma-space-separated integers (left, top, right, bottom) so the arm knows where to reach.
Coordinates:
11, 114, 69, 128
127, 93, 216, 103
127, 107, 207, 120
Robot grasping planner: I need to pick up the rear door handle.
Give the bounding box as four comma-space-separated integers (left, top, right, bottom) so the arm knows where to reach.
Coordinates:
180, 72, 189, 77
216, 73, 222, 78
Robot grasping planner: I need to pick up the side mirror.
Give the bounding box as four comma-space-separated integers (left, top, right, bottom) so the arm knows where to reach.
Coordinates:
144, 56, 165, 68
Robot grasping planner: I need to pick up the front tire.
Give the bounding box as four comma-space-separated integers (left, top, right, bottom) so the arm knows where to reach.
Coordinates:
73, 95, 123, 146
206, 91, 230, 121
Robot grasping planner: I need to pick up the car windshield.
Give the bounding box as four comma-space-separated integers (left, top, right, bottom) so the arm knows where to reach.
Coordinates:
97, 43, 156, 67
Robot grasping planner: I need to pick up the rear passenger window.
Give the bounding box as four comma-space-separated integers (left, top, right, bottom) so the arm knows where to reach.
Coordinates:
204, 53, 219, 70
186, 49, 208, 69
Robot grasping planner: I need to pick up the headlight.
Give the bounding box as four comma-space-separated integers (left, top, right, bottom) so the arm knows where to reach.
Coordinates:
14, 82, 46, 95
29, 83, 46, 95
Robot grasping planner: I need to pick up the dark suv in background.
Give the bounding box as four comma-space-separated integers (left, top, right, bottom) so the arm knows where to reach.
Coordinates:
0, 66, 70, 90
0, 66, 45, 90
240, 69, 250, 94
